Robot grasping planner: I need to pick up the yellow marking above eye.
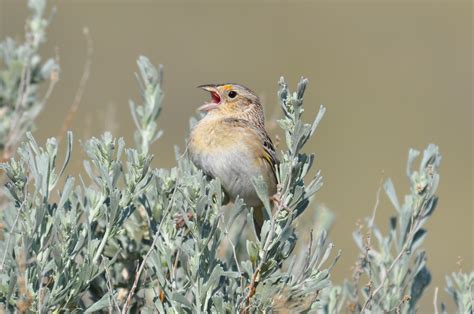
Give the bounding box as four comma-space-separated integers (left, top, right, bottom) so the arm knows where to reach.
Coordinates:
223, 84, 233, 91
262, 150, 273, 165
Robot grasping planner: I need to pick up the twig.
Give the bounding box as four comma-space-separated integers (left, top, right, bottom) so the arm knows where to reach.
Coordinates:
352, 175, 383, 310
368, 174, 384, 228
104, 258, 122, 313
37, 52, 60, 108
13, 49, 31, 111
0, 196, 27, 272
1, 51, 59, 164
57, 27, 93, 142
389, 295, 411, 313
121, 182, 179, 314
360, 220, 419, 312
243, 201, 284, 313
0, 209, 22, 272
2, 60, 31, 163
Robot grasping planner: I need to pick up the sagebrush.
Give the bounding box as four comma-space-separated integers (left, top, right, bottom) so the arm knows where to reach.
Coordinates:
0, 1, 472, 313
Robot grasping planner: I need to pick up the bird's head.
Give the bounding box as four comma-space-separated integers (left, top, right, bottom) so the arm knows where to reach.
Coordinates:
197, 83, 262, 117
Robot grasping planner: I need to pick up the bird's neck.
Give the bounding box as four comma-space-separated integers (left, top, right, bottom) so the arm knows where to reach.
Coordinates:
200, 105, 265, 129
239, 107, 265, 128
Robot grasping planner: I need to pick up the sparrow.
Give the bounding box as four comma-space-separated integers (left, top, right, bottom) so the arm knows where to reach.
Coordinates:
188, 83, 279, 236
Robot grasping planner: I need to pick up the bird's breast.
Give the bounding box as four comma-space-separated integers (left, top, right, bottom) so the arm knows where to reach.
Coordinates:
189, 118, 239, 154
189, 121, 254, 174
188, 119, 269, 207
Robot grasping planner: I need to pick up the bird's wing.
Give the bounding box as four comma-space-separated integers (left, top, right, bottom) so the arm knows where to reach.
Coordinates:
260, 131, 279, 169
222, 117, 279, 173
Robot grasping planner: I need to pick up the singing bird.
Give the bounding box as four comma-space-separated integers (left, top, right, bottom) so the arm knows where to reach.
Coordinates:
188, 83, 279, 235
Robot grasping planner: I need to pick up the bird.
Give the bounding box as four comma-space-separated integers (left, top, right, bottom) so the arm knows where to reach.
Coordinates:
187, 83, 279, 237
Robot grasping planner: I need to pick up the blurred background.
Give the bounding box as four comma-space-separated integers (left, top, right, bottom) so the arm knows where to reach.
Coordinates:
1, 0, 472, 310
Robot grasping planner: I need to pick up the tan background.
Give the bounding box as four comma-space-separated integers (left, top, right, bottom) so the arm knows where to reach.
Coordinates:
1, 0, 472, 311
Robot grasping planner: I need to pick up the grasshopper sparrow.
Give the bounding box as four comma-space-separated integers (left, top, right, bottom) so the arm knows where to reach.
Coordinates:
188, 83, 278, 236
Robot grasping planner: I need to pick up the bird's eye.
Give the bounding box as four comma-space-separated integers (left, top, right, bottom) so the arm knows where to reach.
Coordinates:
228, 91, 237, 98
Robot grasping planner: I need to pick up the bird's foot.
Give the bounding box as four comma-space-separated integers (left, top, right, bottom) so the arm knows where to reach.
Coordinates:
270, 193, 283, 207
270, 192, 291, 212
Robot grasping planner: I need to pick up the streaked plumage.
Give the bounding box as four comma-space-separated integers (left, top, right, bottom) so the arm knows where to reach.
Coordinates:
188, 84, 278, 235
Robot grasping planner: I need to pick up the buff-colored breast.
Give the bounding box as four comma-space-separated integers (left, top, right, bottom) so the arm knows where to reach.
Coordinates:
188, 116, 276, 208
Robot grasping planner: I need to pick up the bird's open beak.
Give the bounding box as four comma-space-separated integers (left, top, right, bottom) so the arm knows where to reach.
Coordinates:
197, 84, 221, 111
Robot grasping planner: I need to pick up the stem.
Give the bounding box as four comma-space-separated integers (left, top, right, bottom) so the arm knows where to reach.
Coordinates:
243, 202, 284, 312
368, 176, 384, 228
0, 204, 23, 271
58, 27, 93, 142
93, 227, 111, 264
360, 223, 418, 312
104, 260, 122, 313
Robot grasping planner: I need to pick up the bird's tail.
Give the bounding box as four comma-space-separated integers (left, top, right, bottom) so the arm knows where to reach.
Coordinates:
253, 205, 265, 240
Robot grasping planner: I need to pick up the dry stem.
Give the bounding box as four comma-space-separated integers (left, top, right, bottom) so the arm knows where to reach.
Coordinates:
58, 27, 93, 142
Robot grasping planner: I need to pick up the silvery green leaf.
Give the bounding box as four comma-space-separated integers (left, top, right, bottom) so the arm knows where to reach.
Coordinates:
420, 144, 440, 171
410, 228, 427, 252
422, 196, 438, 219
276, 119, 292, 131
327, 286, 343, 313
6, 270, 17, 302
203, 265, 223, 298
407, 148, 420, 177
317, 243, 335, 271
241, 260, 254, 278
352, 230, 364, 251
410, 266, 431, 306
222, 271, 241, 279
57, 176, 74, 210
251, 175, 271, 215
307, 229, 327, 267
310, 105, 326, 138
171, 292, 193, 309
296, 77, 308, 100
313, 205, 335, 233
384, 179, 400, 212
212, 294, 224, 313
247, 240, 259, 266
85, 291, 113, 312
